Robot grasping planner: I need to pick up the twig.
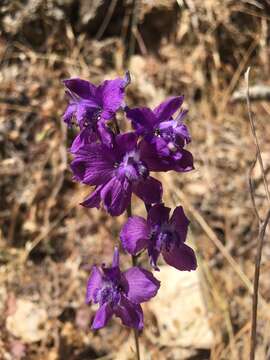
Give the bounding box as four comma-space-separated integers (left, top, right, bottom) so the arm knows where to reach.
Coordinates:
221, 39, 258, 112
7, 203, 20, 245
22, 208, 73, 262
248, 153, 261, 223
245, 67, 270, 203
249, 208, 270, 360
167, 182, 254, 294
96, 0, 118, 40
219, 321, 251, 359
132, 27, 147, 56
245, 67, 270, 360
128, 0, 140, 59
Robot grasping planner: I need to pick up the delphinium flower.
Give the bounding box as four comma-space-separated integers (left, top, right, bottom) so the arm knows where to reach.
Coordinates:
120, 203, 197, 271
86, 248, 160, 329
62, 71, 197, 360
70, 132, 163, 216
126, 96, 194, 172
63, 72, 130, 152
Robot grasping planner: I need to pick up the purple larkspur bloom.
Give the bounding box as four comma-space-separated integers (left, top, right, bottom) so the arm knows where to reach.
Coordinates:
63, 72, 130, 151
120, 203, 197, 271
86, 248, 160, 330
71, 132, 163, 216
126, 97, 194, 172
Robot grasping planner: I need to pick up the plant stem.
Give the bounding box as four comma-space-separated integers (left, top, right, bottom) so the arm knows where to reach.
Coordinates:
116, 107, 140, 360
128, 0, 139, 59
245, 67, 270, 203
249, 209, 270, 360
245, 67, 270, 360
126, 203, 141, 360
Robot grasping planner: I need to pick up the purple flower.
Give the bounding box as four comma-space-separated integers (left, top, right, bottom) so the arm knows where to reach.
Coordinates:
86, 248, 160, 330
126, 97, 194, 172
71, 132, 163, 216
63, 72, 130, 152
120, 203, 197, 271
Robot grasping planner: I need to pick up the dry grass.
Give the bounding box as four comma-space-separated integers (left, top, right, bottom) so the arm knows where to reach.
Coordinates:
1, 0, 270, 359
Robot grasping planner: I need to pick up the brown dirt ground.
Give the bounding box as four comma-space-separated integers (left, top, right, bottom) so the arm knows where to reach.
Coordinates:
1, 1, 270, 359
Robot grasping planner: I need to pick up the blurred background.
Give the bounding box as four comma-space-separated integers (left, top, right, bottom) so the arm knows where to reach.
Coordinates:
1, 0, 270, 359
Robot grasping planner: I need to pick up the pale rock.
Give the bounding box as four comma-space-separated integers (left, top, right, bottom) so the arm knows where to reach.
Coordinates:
6, 299, 48, 343
147, 265, 214, 349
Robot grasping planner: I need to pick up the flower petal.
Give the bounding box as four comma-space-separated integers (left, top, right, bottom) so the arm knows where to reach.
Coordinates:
70, 144, 115, 185
126, 107, 158, 135
123, 267, 160, 303
86, 266, 102, 303
123, 71, 131, 87
173, 149, 194, 172
147, 246, 161, 271
132, 176, 162, 205
102, 266, 121, 282
115, 132, 138, 156
174, 122, 191, 145
63, 78, 97, 99
92, 303, 113, 330
62, 97, 99, 129
175, 108, 189, 123
140, 139, 194, 172
70, 127, 97, 153
158, 119, 191, 148
150, 136, 171, 157
153, 96, 184, 121
112, 247, 120, 267
170, 206, 190, 242
97, 78, 126, 114
97, 121, 114, 147
115, 297, 144, 329
139, 139, 173, 172
101, 177, 132, 216
147, 203, 170, 225
102, 247, 121, 281
63, 104, 76, 126
76, 103, 88, 127
80, 186, 102, 209
162, 243, 197, 271
120, 216, 150, 255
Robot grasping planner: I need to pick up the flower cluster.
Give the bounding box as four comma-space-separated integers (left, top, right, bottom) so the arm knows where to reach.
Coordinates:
63, 72, 197, 330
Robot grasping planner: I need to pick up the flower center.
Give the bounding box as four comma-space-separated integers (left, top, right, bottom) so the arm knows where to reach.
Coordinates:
83, 107, 102, 128
117, 150, 149, 182
151, 223, 177, 252
156, 119, 190, 150
95, 281, 121, 307
159, 124, 177, 144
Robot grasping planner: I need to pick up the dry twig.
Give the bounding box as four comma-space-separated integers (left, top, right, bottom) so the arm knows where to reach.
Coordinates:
96, 0, 118, 40
245, 68, 270, 203
245, 67, 270, 360
166, 181, 255, 295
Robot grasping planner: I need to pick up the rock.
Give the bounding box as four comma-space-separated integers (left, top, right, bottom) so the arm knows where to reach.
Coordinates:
6, 299, 48, 343
147, 265, 214, 349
